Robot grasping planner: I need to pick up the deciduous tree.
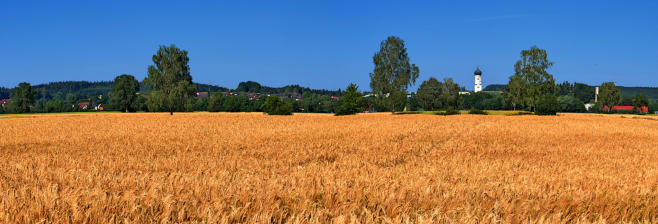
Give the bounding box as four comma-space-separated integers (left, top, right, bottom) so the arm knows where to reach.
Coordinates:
632, 93, 649, 113
208, 93, 225, 112
417, 77, 442, 111
505, 71, 525, 111
440, 78, 461, 110
598, 82, 621, 112
557, 95, 586, 113
261, 95, 292, 115
110, 74, 140, 112
369, 36, 419, 114
508, 46, 556, 111
9, 82, 35, 113
143, 44, 196, 115
536, 94, 559, 115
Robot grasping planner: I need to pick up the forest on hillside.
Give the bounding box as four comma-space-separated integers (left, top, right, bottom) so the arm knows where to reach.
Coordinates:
0, 80, 347, 113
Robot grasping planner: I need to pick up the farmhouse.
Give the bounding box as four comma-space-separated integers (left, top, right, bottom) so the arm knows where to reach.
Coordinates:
246, 92, 260, 100
195, 92, 209, 100
0, 99, 9, 109
78, 102, 90, 110
222, 92, 238, 97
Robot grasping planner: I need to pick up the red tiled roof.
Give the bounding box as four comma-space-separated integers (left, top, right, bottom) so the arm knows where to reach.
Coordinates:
603, 105, 648, 113
196, 92, 209, 98
78, 102, 90, 108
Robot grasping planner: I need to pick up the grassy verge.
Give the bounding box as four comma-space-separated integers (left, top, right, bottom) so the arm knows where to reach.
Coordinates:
396, 110, 533, 116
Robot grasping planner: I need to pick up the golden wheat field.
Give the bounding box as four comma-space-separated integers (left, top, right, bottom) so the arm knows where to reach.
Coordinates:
0, 112, 657, 223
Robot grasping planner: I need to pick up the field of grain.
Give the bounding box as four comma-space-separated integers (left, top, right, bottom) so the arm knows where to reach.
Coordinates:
1, 112, 657, 223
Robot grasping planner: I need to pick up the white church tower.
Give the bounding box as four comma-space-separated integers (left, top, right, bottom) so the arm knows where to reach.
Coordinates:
474, 68, 482, 92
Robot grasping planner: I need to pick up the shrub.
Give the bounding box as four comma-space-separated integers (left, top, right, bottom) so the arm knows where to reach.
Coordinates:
435, 107, 460, 116
650, 103, 658, 114
536, 94, 559, 115
557, 95, 586, 113
468, 108, 487, 115
260, 95, 293, 115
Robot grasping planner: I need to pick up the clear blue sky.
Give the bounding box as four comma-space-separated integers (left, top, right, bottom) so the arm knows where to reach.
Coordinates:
1, 0, 657, 90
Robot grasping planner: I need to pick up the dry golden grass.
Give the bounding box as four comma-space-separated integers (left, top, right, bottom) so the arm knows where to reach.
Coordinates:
0, 112, 657, 223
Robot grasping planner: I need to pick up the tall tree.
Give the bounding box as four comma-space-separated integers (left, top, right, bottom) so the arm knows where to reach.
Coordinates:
632, 93, 649, 113
440, 78, 461, 109
110, 74, 140, 112
417, 77, 443, 111
143, 44, 196, 115
504, 74, 525, 110
511, 46, 556, 111
9, 82, 35, 113
598, 82, 621, 112
369, 36, 420, 114
335, 83, 363, 116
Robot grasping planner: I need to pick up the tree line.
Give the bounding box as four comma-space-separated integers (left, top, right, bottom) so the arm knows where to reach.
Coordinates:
3, 38, 657, 115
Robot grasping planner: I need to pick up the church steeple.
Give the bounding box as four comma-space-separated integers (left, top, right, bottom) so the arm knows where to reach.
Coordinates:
474, 68, 482, 92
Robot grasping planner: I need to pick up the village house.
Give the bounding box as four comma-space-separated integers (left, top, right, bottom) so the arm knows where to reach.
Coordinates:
246, 92, 260, 100
222, 91, 238, 97
0, 99, 9, 109
274, 93, 304, 101
78, 102, 90, 110
195, 92, 209, 100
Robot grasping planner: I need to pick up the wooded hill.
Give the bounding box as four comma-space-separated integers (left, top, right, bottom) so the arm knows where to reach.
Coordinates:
0, 80, 341, 101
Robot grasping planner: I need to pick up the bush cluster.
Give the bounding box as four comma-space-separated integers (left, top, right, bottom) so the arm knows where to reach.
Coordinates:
535, 94, 559, 115
260, 95, 293, 115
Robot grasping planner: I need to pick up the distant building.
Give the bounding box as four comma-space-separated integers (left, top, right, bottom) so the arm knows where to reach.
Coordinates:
603, 105, 648, 113
78, 102, 90, 110
246, 92, 260, 100
474, 68, 482, 93
0, 99, 9, 109
584, 103, 595, 111
222, 91, 238, 97
195, 92, 209, 100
